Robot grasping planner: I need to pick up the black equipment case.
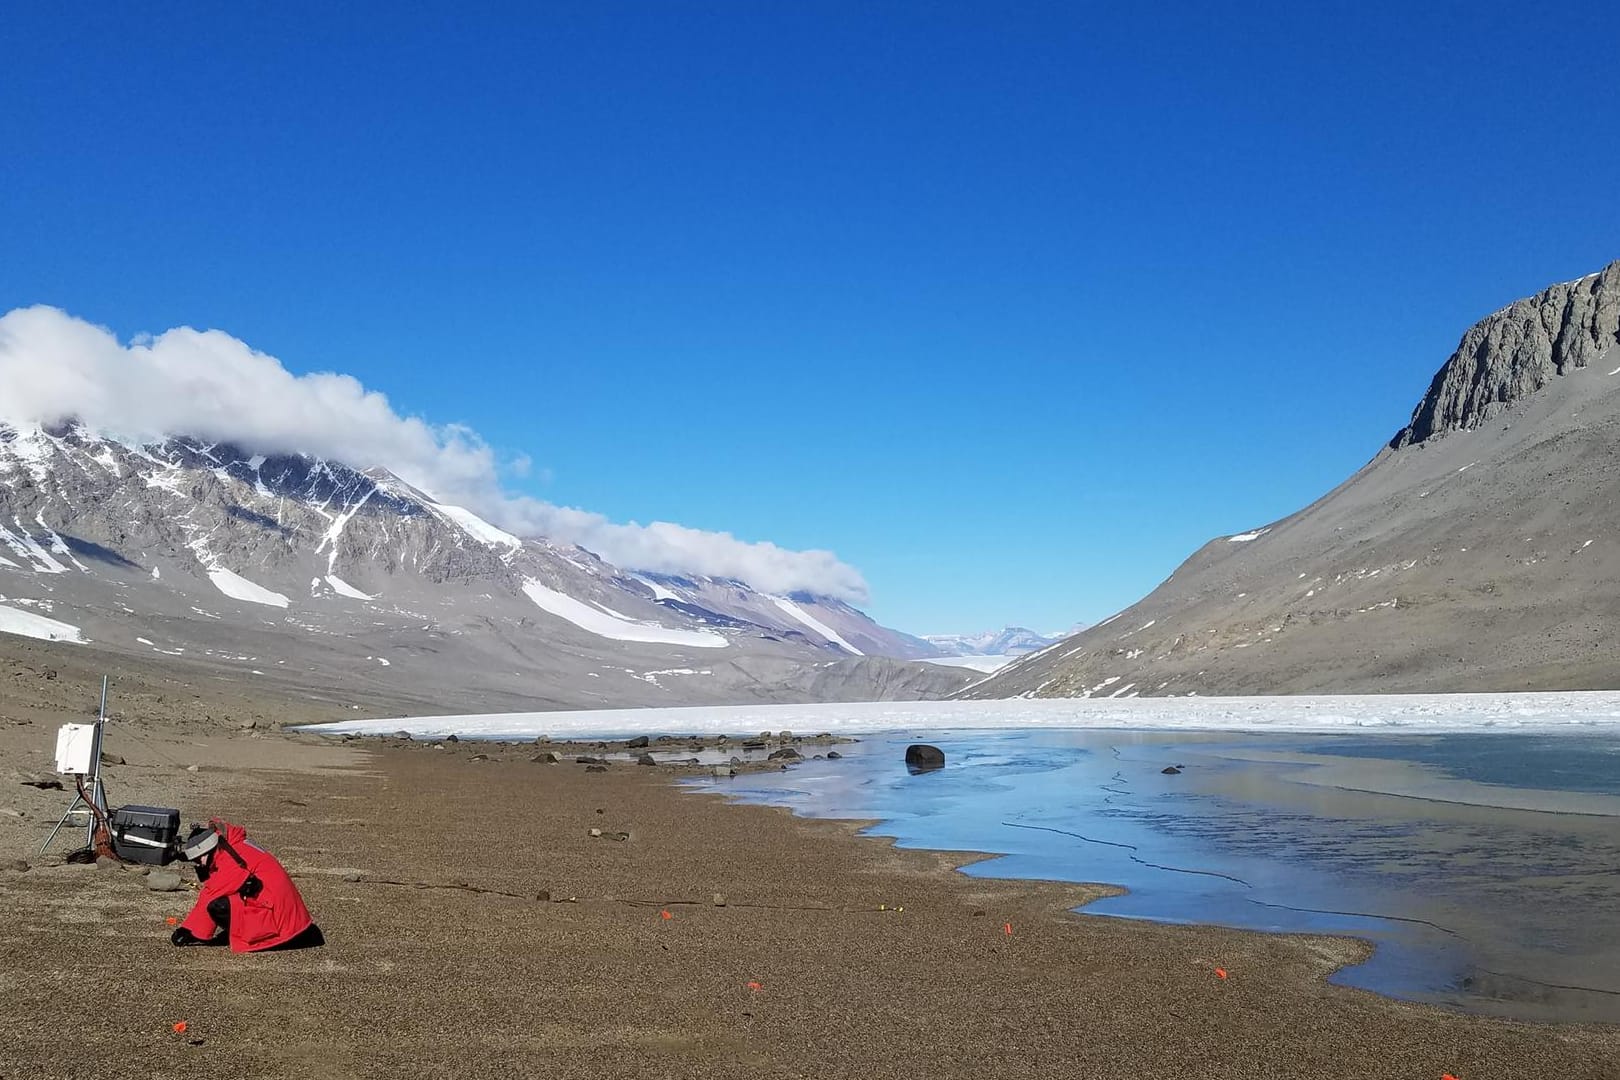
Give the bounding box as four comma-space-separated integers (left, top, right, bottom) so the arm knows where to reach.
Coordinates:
109, 805, 180, 865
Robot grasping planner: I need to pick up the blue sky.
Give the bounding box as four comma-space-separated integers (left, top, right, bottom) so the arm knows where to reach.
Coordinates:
3, 3, 1618, 633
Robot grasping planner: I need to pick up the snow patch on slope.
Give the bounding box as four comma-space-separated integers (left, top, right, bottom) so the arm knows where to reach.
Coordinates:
521, 580, 727, 649
326, 574, 373, 600
208, 568, 291, 608
0, 603, 86, 643
769, 596, 864, 655
433, 503, 521, 551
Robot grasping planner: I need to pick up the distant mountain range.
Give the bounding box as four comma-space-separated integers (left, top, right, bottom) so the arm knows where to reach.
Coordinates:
923, 627, 1069, 657
0, 423, 975, 711
969, 260, 1620, 698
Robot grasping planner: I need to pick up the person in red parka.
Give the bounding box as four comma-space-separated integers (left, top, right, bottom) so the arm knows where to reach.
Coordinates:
170, 819, 323, 951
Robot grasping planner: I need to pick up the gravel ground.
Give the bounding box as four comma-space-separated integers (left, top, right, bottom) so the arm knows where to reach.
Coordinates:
1, 646, 1617, 1078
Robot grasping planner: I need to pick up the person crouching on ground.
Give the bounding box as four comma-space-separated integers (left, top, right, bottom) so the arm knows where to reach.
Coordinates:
170, 819, 323, 951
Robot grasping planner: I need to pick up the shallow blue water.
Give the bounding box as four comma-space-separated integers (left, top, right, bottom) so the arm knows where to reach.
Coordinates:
693, 728, 1620, 1024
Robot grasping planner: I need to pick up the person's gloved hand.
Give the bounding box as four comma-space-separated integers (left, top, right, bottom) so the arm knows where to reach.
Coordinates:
171, 926, 219, 946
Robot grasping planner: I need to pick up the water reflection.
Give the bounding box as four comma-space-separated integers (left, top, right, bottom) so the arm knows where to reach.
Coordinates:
694, 728, 1620, 1024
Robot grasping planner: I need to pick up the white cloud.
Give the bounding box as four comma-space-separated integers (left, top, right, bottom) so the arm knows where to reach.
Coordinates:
0, 305, 870, 602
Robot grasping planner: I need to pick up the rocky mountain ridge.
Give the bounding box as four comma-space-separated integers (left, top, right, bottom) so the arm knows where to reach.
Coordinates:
968, 260, 1620, 699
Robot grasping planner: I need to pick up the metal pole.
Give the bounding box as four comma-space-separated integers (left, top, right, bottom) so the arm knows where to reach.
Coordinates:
84, 676, 108, 846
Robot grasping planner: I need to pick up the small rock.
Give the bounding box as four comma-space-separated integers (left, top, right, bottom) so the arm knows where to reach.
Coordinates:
589, 828, 603, 838
99, 751, 125, 766
729, 756, 742, 766
470, 754, 490, 762
585, 765, 608, 773
19, 778, 63, 790
96, 855, 120, 872
608, 831, 631, 842
904, 744, 946, 772
534, 735, 551, 744
778, 730, 793, 740
445, 734, 460, 744
1161, 766, 1182, 775
342, 872, 362, 883
742, 741, 766, 751
394, 730, 413, 740
813, 754, 825, 760
826, 751, 843, 760
532, 752, 562, 764
575, 756, 606, 765
637, 753, 657, 766
6, 858, 29, 873
145, 871, 184, 892
712, 893, 727, 907
627, 736, 650, 749
238, 719, 257, 731
536, 889, 552, 902
712, 765, 735, 779
186, 765, 200, 774
971, 908, 987, 918
759, 731, 771, 739
767, 748, 800, 761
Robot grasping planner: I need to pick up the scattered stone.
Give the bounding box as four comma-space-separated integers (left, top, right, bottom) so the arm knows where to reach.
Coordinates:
534, 735, 551, 744
712, 893, 727, 907
589, 828, 603, 838
905, 744, 946, 773
432, 743, 446, 751
99, 751, 125, 766
186, 765, 200, 773
826, 751, 843, 760
536, 889, 551, 902
394, 730, 413, 740
742, 741, 766, 751
532, 752, 562, 764
971, 909, 987, 918
813, 754, 825, 760
96, 855, 120, 872
444, 734, 460, 743
470, 754, 490, 762
767, 748, 800, 761
729, 756, 743, 766
712, 765, 735, 779
585, 765, 608, 773
7, 858, 29, 872
238, 719, 258, 731
627, 736, 650, 749
342, 871, 362, 883
575, 756, 606, 765
637, 753, 657, 766
145, 871, 184, 892
778, 730, 793, 740
1161, 766, 1182, 775
607, 831, 630, 842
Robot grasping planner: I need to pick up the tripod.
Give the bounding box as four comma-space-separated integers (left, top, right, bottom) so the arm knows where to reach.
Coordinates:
39, 676, 112, 856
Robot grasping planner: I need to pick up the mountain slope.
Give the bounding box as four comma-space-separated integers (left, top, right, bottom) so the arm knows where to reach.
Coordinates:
968, 261, 1620, 698
0, 423, 973, 710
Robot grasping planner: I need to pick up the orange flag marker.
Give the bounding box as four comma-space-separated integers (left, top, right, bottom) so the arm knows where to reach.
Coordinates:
1442, 1074, 1460, 1080
172, 1022, 188, 1035
1214, 968, 1228, 980
165, 917, 178, 926
746, 981, 763, 992
660, 910, 672, 920
1003, 922, 1013, 936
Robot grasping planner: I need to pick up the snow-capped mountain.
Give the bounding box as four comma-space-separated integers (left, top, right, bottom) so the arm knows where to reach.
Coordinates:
923, 627, 1067, 657
0, 422, 973, 711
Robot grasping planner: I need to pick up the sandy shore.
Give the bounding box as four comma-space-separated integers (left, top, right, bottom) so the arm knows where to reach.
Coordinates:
2, 649, 1619, 1078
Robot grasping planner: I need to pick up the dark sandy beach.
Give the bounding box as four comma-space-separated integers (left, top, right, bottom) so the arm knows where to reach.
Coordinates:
2, 645, 1619, 1078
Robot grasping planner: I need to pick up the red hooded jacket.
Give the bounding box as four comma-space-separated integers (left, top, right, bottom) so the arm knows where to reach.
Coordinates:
178, 821, 314, 952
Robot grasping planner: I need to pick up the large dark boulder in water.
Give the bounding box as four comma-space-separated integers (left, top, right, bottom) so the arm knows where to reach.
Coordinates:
905, 744, 946, 773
